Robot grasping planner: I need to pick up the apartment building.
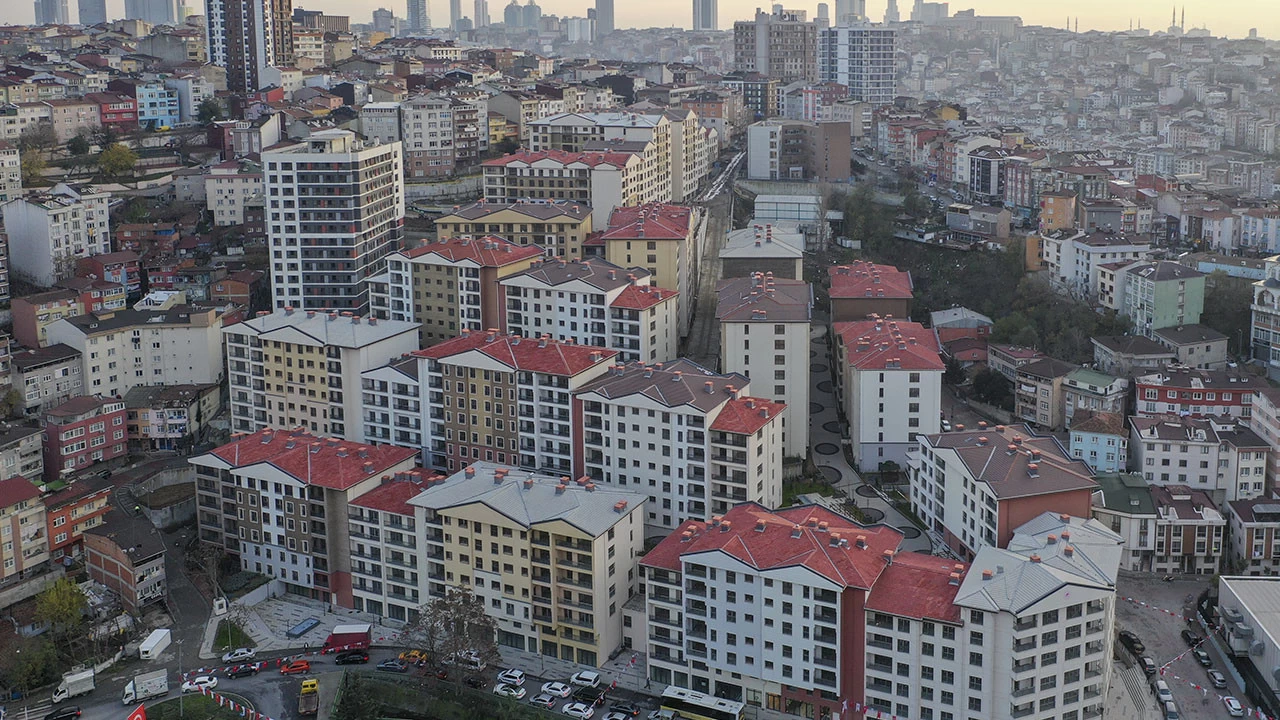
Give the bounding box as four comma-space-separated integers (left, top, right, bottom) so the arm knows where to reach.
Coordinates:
1012, 358, 1077, 432
501, 258, 679, 365
408, 462, 646, 667
745, 119, 853, 183
833, 316, 943, 467
601, 203, 702, 335
374, 236, 542, 348
1226, 500, 1280, 576
1133, 365, 1268, 421
1062, 368, 1128, 429
84, 509, 166, 614
717, 274, 811, 457
44, 471, 113, 560
0, 143, 19, 204
205, 159, 263, 227
124, 383, 222, 452
733, 7, 818, 84
482, 149, 654, 227
41, 396, 127, 482
1248, 388, 1280, 491
0, 424, 44, 486
1068, 411, 1128, 474
225, 308, 419, 442
818, 23, 897, 107
46, 305, 228, 400
190, 429, 418, 605
827, 262, 912, 323
347, 470, 439, 622
400, 94, 456, 178
638, 502, 1120, 720
11, 344, 82, 416
434, 200, 594, 258
1128, 415, 1268, 502
418, 330, 616, 474
576, 360, 784, 534
11, 289, 84, 349
2, 184, 111, 288
1040, 229, 1151, 301
910, 424, 1099, 559
1122, 261, 1206, 338
0, 476, 49, 582
263, 130, 403, 315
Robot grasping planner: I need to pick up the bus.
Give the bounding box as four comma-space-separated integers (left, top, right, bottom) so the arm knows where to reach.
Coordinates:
660, 686, 747, 720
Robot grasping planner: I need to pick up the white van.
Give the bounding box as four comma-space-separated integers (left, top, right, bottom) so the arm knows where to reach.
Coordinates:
443, 650, 486, 672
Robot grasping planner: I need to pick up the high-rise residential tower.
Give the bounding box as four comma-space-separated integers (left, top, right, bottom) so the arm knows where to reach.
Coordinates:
262, 130, 404, 315
594, 0, 612, 36
33, 0, 69, 24
692, 0, 715, 30
448, 0, 461, 28
125, 0, 178, 24
206, 0, 294, 92
818, 22, 897, 107
733, 7, 817, 83
405, 0, 428, 31
834, 0, 864, 22
473, 0, 488, 26
78, 0, 107, 24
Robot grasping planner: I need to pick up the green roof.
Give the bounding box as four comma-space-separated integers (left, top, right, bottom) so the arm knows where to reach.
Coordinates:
1093, 473, 1155, 515
1066, 367, 1120, 388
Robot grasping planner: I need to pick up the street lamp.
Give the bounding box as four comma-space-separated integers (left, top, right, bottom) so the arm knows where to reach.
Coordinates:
177, 638, 184, 718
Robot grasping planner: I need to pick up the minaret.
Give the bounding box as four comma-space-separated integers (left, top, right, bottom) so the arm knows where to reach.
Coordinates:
1181, 7, 1185, 30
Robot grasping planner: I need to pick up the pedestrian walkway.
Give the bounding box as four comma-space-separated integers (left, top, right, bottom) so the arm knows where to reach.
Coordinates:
197, 591, 400, 660
807, 325, 932, 554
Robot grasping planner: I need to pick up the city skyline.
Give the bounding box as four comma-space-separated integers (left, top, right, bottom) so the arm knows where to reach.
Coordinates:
0, 0, 1275, 38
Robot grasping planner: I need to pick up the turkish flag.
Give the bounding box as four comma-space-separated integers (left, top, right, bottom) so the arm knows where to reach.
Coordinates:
127, 704, 147, 720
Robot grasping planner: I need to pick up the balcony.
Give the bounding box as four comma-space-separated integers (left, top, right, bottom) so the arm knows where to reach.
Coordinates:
1011, 684, 1035, 698
1011, 704, 1035, 718
1012, 659, 1036, 673
1085, 641, 1104, 656
1013, 638, 1037, 652
866, 660, 892, 674
649, 613, 680, 629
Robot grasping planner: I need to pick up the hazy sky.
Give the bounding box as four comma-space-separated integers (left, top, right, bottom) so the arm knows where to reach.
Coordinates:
2, 0, 1274, 39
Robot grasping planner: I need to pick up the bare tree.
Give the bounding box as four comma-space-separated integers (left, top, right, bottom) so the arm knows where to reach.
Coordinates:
402, 585, 499, 668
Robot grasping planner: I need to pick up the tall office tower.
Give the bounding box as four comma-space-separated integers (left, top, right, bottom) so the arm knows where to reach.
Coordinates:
692, 0, 716, 30
448, 0, 461, 28
733, 7, 817, 83
834, 0, 864, 22
594, 0, 612, 36
816, 2, 829, 26
78, 0, 107, 24
372, 6, 395, 32
262, 130, 404, 315
883, 0, 899, 22
818, 22, 897, 107
207, 0, 293, 92
125, 0, 178, 24
473, 0, 488, 26
405, 0, 428, 31
33, 0, 69, 24
503, 0, 519, 26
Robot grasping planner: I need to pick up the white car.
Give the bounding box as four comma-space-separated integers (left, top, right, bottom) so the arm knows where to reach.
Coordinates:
1224, 697, 1244, 717
563, 702, 595, 719
497, 668, 526, 686
542, 681, 573, 698
570, 670, 602, 688
222, 648, 256, 664
182, 675, 218, 693
602, 713, 632, 720
494, 683, 527, 700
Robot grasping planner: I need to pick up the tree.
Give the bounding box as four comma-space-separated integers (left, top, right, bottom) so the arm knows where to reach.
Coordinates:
93, 125, 119, 148
35, 578, 88, 651
20, 150, 45, 185
331, 673, 382, 720
196, 97, 224, 125
0, 635, 57, 696
943, 356, 966, 385
17, 123, 57, 154
404, 585, 499, 668
971, 368, 1014, 411
67, 133, 92, 157
98, 143, 138, 180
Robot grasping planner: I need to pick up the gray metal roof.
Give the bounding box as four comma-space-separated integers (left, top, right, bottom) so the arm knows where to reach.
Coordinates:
407, 461, 647, 537
230, 309, 419, 348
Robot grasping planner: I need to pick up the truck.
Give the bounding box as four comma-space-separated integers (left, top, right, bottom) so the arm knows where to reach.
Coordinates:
122, 669, 169, 705
139, 628, 172, 660
322, 622, 372, 653
298, 679, 319, 716
52, 668, 95, 703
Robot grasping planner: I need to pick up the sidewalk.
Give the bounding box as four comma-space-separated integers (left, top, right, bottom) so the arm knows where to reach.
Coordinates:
197, 592, 402, 660
807, 325, 932, 554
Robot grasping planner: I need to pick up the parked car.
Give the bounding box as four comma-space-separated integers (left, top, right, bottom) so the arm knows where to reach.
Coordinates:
1181, 629, 1202, 647
497, 669, 526, 686
1140, 657, 1157, 676
1207, 670, 1228, 689
1163, 700, 1180, 720
573, 686, 607, 707
1193, 649, 1213, 667
182, 676, 218, 693
563, 702, 596, 719
1119, 630, 1145, 654
399, 649, 428, 664
529, 693, 558, 709
334, 651, 369, 665
280, 660, 311, 675
602, 713, 631, 720
609, 704, 642, 717
1225, 697, 1245, 717
464, 675, 485, 689
222, 648, 257, 664
225, 665, 259, 679
377, 659, 409, 673
494, 683, 527, 700
542, 682, 574, 698
1152, 680, 1173, 704
45, 708, 81, 720
570, 671, 602, 688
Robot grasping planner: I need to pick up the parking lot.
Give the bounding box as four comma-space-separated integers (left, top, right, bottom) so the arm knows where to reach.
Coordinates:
1113, 572, 1243, 720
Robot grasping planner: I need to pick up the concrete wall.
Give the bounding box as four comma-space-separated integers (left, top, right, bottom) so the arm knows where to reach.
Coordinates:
404, 174, 482, 202
0, 565, 65, 611
132, 464, 197, 530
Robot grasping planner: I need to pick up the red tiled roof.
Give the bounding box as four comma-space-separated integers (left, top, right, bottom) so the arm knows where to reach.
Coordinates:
835, 318, 945, 371
709, 397, 786, 435
415, 331, 616, 376
350, 472, 443, 514
828, 261, 913, 300
641, 503, 903, 589
609, 284, 677, 310
205, 429, 418, 490
864, 550, 966, 623
399, 236, 543, 266
0, 476, 41, 509
482, 148, 640, 168
601, 204, 694, 241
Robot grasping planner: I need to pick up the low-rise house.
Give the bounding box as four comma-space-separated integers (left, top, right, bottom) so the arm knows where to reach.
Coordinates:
1069, 411, 1128, 474
11, 289, 84, 349
124, 384, 221, 451
1092, 335, 1176, 376
84, 508, 166, 614
987, 343, 1044, 380
1090, 472, 1160, 573
1062, 367, 1128, 427
1152, 324, 1230, 370
929, 307, 993, 344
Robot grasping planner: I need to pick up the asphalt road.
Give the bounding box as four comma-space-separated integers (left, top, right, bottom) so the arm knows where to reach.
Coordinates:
682, 151, 743, 369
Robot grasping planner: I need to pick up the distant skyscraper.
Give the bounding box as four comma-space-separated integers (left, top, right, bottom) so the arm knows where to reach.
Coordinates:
473, 0, 488, 26
405, 0, 428, 31
816, 2, 829, 25
78, 0, 106, 24
449, 0, 461, 28
503, 0, 519, 26
34, 0, 70, 24
595, 0, 613, 36
372, 6, 394, 33
692, 0, 716, 31
125, 0, 178, 24
883, 0, 899, 23
834, 0, 864, 22
207, 0, 295, 92
520, 0, 540, 29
